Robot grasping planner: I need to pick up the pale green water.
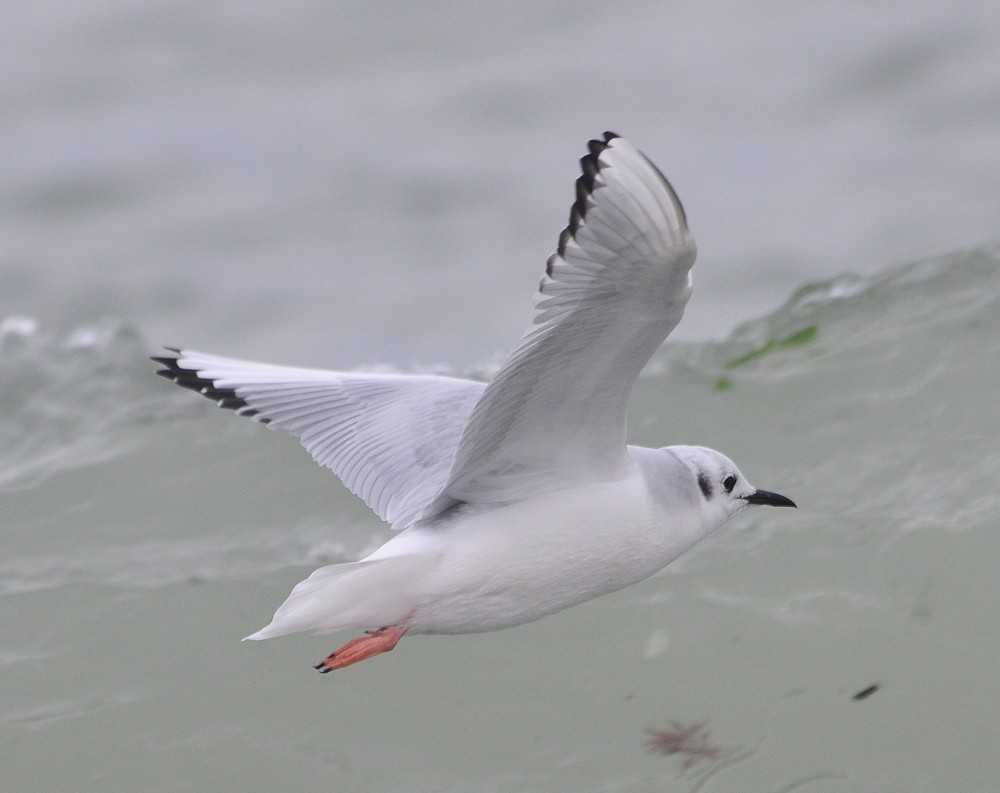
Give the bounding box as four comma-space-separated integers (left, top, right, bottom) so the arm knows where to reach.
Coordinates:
4, 250, 1000, 791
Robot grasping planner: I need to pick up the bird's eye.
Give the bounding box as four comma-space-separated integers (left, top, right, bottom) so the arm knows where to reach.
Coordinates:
722, 474, 737, 493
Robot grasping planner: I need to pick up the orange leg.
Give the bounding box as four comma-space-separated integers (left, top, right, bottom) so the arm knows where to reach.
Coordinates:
314, 624, 410, 673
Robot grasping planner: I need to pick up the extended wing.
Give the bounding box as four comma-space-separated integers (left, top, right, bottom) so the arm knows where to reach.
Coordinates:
154, 349, 484, 528
422, 133, 696, 517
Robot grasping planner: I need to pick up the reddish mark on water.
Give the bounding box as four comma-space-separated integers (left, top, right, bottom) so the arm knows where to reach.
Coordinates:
645, 721, 722, 774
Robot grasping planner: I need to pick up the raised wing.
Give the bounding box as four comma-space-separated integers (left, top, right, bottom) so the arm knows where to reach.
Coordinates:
422, 132, 697, 516
153, 349, 484, 528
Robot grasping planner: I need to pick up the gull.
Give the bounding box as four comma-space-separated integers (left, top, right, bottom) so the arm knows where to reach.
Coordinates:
154, 132, 795, 673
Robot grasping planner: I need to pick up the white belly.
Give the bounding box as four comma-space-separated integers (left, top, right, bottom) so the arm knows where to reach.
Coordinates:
370, 475, 707, 635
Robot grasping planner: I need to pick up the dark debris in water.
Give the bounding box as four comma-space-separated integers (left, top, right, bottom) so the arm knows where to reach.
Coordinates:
645, 721, 722, 774
853, 683, 879, 701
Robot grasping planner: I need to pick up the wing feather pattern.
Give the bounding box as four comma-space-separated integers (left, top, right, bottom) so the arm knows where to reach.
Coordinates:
154, 350, 484, 528
154, 132, 696, 531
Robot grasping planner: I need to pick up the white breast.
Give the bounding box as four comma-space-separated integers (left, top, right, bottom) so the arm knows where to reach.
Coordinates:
369, 470, 707, 635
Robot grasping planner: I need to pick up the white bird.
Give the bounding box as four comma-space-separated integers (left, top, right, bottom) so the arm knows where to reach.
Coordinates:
154, 132, 795, 673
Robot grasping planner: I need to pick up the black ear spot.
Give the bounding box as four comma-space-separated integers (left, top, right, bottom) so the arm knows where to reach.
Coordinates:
697, 471, 712, 498
723, 474, 737, 493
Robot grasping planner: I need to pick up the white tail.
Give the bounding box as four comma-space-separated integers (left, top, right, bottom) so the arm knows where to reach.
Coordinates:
243, 554, 437, 640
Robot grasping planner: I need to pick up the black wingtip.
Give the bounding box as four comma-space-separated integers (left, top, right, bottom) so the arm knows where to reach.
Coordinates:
151, 356, 178, 378
151, 347, 254, 414
557, 133, 619, 258
151, 351, 182, 380
587, 130, 618, 156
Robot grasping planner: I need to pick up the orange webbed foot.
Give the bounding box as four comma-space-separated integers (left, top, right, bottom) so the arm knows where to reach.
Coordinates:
314, 624, 409, 673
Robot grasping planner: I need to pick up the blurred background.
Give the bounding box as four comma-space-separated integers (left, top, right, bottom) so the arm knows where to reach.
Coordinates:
4, 0, 1000, 365
3, 2, 1000, 791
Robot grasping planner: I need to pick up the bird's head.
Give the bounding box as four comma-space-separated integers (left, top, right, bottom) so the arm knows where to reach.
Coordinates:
670, 445, 796, 526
